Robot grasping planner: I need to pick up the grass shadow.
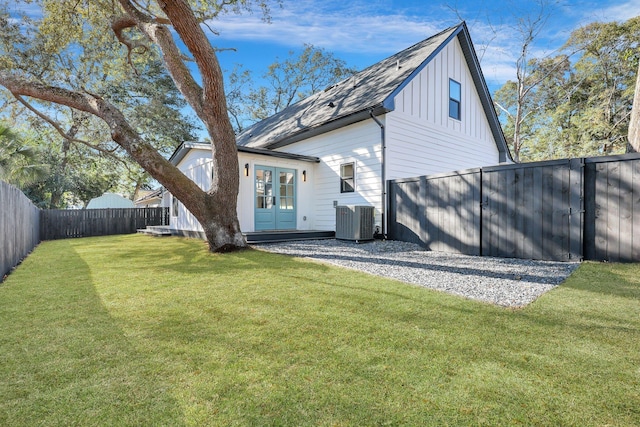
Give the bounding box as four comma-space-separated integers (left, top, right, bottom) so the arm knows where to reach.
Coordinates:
3, 235, 639, 426
0, 238, 187, 426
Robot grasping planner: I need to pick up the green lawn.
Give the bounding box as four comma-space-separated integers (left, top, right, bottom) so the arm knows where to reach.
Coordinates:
1, 235, 639, 426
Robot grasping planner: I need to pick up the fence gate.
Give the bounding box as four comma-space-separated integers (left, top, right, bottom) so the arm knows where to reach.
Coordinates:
480, 159, 583, 261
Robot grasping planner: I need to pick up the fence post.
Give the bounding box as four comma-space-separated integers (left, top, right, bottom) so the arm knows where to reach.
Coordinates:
569, 158, 584, 261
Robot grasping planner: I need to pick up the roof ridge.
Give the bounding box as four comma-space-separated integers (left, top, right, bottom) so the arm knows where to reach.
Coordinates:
236, 23, 464, 149
325, 22, 464, 90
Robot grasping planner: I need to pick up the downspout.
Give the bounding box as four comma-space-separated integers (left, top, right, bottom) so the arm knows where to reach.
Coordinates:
369, 109, 387, 239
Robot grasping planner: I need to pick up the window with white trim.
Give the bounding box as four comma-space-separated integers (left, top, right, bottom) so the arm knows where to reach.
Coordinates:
340, 162, 355, 193
449, 79, 461, 120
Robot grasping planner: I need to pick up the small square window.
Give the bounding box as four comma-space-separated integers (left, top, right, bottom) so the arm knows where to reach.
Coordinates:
449, 79, 461, 120
340, 162, 355, 193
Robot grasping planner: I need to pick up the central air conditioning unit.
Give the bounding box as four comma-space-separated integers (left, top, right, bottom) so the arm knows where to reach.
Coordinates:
335, 205, 375, 242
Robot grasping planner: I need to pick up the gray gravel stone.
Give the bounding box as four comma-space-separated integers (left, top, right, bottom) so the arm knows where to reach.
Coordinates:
255, 239, 579, 308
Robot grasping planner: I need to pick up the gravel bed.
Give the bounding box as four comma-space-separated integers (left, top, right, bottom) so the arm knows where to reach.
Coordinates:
255, 239, 579, 308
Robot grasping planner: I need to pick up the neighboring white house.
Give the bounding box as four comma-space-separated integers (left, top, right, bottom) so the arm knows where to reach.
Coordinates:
86, 192, 134, 209
165, 22, 511, 237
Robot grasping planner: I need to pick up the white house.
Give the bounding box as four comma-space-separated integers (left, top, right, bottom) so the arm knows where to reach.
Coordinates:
133, 188, 163, 208
164, 22, 511, 240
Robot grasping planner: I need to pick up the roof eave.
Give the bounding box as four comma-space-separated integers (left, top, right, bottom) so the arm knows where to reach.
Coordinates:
238, 146, 320, 162
168, 141, 321, 164
168, 141, 211, 165
456, 22, 513, 163
262, 104, 390, 150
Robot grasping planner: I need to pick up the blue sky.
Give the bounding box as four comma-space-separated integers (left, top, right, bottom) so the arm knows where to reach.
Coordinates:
5, 0, 640, 99
209, 0, 640, 92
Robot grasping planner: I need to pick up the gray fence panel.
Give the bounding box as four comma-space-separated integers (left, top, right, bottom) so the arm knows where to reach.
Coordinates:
388, 169, 481, 256
583, 155, 640, 262
41, 207, 169, 241
1, 181, 40, 280
429, 169, 482, 256
388, 178, 424, 246
481, 160, 576, 261
388, 170, 481, 255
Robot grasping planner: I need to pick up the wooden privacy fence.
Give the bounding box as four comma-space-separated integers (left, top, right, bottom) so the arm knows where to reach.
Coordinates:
1, 181, 40, 279
388, 153, 640, 262
40, 207, 169, 240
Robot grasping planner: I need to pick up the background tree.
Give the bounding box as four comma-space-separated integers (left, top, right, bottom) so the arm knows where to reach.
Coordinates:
19, 128, 124, 208
225, 44, 357, 133
491, 0, 560, 162
496, 17, 640, 161
225, 64, 253, 134
249, 44, 358, 121
0, 0, 276, 252
557, 18, 639, 156
0, 124, 48, 187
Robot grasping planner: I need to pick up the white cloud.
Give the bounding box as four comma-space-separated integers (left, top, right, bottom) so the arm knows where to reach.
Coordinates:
210, 1, 451, 54
211, 0, 636, 90
209, 3, 523, 88
585, 0, 640, 22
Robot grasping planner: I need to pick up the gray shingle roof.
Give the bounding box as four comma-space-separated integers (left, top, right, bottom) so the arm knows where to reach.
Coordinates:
236, 24, 462, 149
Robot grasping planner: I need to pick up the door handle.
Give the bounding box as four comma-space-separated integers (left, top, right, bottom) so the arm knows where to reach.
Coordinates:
273, 196, 276, 206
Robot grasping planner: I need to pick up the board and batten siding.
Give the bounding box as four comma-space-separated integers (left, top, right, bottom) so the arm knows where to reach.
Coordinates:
276, 120, 383, 231
386, 36, 500, 180
170, 149, 213, 232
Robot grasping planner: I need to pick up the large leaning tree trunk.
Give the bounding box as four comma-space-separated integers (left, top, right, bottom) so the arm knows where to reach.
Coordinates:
0, 0, 249, 252
628, 60, 640, 153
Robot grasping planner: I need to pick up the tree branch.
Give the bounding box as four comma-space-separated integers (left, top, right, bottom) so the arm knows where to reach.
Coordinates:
111, 15, 148, 75
13, 93, 121, 158
494, 101, 513, 119
116, 0, 206, 116
156, 0, 229, 124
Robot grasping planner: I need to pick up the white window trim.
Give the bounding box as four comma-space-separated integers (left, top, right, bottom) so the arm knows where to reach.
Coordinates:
340, 162, 356, 193
449, 78, 461, 121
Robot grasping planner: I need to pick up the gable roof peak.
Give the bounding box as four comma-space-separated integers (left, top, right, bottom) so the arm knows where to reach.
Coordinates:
236, 22, 504, 154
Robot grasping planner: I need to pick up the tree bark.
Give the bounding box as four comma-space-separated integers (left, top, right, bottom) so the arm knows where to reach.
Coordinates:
0, 73, 245, 252
628, 60, 640, 153
156, 0, 244, 251
1, 0, 247, 252
117, 0, 245, 252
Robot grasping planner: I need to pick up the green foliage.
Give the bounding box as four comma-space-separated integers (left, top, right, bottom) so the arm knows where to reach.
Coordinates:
0, 123, 48, 187
3, 124, 136, 209
227, 44, 358, 132
495, 17, 640, 162
0, 1, 198, 195
21, 143, 121, 208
